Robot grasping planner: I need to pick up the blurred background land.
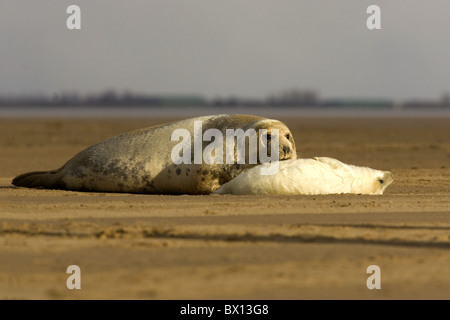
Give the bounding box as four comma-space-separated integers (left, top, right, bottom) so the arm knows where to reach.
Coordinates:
1, 89, 450, 110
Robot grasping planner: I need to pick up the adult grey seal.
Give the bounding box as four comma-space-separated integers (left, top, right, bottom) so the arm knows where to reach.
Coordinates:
12, 114, 297, 194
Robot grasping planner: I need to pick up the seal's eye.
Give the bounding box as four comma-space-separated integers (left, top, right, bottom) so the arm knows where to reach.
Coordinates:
285, 133, 290, 140
378, 179, 384, 184
265, 133, 272, 141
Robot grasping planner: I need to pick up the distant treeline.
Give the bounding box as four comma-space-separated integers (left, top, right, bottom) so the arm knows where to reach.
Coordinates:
1, 90, 450, 109
0, 91, 206, 107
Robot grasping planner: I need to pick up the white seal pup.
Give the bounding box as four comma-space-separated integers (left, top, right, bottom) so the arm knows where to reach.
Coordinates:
12, 114, 297, 194
214, 157, 394, 195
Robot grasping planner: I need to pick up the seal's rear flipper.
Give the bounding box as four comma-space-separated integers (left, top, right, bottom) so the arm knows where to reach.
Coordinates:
12, 170, 64, 189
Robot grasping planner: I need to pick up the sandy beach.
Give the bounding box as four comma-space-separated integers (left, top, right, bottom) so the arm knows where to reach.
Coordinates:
0, 115, 449, 300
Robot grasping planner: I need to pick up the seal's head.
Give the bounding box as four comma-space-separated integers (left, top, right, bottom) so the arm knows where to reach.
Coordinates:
253, 119, 297, 162
350, 167, 394, 195
375, 170, 395, 194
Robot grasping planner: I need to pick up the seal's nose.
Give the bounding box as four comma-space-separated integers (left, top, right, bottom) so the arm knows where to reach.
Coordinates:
383, 171, 395, 185
283, 146, 290, 155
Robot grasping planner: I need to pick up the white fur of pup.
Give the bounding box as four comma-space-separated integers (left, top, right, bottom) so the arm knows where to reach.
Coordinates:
214, 157, 394, 195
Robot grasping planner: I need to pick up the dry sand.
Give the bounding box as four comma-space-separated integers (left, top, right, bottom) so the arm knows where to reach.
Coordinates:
0, 115, 449, 300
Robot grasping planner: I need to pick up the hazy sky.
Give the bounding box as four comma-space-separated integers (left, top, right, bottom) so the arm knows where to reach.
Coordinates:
1, 0, 450, 100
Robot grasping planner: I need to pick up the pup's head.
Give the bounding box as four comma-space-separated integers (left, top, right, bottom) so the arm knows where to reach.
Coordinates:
350, 167, 395, 195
